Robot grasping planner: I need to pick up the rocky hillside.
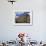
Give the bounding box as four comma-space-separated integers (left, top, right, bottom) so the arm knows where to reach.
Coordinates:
15, 15, 30, 23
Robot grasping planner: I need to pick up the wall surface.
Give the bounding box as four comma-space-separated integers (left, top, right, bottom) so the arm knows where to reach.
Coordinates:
0, 0, 46, 42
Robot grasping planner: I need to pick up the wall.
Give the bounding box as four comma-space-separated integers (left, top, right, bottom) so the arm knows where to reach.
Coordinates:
0, 0, 46, 42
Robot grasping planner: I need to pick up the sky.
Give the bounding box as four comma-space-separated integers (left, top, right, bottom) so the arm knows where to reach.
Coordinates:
16, 12, 24, 16
16, 12, 30, 16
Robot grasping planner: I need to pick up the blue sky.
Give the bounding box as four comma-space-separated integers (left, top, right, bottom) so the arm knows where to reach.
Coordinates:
16, 12, 30, 16
16, 12, 24, 16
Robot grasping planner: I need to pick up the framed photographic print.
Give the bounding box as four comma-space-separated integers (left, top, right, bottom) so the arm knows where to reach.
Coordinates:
14, 10, 33, 26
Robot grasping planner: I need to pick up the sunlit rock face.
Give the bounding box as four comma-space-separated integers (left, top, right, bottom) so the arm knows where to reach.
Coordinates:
16, 16, 19, 19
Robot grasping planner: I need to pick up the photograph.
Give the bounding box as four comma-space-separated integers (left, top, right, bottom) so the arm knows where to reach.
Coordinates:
15, 12, 30, 23
14, 11, 32, 26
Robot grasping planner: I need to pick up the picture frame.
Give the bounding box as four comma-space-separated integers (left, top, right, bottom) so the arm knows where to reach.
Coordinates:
14, 10, 33, 26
